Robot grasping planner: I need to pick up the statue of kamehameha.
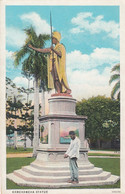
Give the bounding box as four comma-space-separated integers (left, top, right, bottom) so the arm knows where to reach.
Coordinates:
28, 15, 71, 95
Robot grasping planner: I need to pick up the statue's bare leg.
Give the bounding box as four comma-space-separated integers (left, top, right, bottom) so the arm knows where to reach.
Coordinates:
55, 80, 62, 93
61, 80, 71, 94
51, 63, 62, 93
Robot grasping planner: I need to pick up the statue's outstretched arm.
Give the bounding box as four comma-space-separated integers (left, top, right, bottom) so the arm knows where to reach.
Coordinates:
28, 44, 51, 53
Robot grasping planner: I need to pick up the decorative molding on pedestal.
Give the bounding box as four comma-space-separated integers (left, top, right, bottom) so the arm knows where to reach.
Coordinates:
51, 93, 72, 97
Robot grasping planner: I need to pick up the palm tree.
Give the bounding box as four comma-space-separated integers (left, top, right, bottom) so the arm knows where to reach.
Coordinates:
14, 26, 50, 156
109, 63, 120, 100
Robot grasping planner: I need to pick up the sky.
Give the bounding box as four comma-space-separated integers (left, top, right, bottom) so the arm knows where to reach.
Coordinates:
6, 5, 120, 100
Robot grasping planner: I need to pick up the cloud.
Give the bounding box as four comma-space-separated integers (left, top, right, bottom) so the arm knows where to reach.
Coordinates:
66, 47, 119, 100
6, 27, 26, 48
67, 67, 112, 100
70, 12, 119, 39
6, 12, 50, 48
6, 50, 23, 74
66, 47, 120, 71
6, 50, 14, 60
13, 76, 34, 88
20, 12, 51, 36
6, 50, 15, 72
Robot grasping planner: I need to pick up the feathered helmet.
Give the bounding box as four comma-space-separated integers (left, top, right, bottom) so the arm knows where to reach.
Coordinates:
52, 31, 61, 42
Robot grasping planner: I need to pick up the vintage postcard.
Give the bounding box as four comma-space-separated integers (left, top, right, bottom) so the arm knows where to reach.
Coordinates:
0, 0, 125, 194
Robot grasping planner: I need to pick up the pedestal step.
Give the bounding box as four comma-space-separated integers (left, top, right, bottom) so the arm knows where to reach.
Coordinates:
22, 165, 103, 176
7, 159, 120, 187
13, 169, 111, 183
14, 169, 111, 183
7, 172, 119, 188
30, 161, 94, 171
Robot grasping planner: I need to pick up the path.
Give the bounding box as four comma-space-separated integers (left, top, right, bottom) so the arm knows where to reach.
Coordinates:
89, 150, 120, 154
7, 153, 33, 158
7, 150, 120, 158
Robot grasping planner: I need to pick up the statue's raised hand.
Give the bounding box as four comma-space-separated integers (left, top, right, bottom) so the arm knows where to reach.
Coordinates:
28, 44, 33, 49
50, 45, 54, 51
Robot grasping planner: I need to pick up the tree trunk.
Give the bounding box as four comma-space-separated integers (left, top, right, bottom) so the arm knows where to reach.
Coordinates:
41, 90, 45, 116
14, 119, 17, 149
33, 78, 39, 157
14, 131, 17, 149
31, 138, 33, 147
24, 132, 27, 150
97, 139, 101, 149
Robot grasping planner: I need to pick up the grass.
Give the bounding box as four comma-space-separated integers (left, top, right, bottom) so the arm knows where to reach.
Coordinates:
7, 157, 120, 189
86, 158, 120, 189
6, 157, 35, 174
7, 179, 41, 189
7, 147, 33, 154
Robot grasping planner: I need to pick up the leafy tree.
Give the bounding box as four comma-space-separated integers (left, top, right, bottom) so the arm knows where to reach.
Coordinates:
6, 97, 24, 149
76, 96, 120, 149
6, 77, 21, 101
109, 63, 120, 100
18, 101, 34, 149
13, 26, 50, 156
6, 77, 34, 149
102, 120, 119, 140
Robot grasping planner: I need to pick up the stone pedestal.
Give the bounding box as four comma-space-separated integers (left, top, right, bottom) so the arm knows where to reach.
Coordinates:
37, 95, 89, 162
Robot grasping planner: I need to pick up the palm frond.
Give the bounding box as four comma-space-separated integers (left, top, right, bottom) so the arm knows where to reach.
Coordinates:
24, 26, 37, 39
111, 63, 120, 72
22, 57, 32, 74
109, 74, 120, 85
14, 46, 30, 67
38, 34, 50, 47
117, 92, 120, 100
24, 26, 38, 47
111, 81, 120, 99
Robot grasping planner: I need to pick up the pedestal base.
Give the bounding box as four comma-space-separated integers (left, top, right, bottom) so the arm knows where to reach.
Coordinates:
7, 151, 120, 188
36, 150, 89, 163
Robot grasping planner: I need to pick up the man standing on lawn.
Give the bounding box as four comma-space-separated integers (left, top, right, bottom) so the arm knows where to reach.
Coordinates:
64, 131, 81, 184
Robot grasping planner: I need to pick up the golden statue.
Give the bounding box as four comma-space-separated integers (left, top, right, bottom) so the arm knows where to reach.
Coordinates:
29, 31, 71, 95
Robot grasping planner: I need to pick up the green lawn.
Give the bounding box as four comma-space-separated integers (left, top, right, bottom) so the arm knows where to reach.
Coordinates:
7, 157, 35, 174
7, 157, 120, 189
7, 147, 33, 154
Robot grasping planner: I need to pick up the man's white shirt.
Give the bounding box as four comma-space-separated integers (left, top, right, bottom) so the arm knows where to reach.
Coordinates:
65, 136, 81, 159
